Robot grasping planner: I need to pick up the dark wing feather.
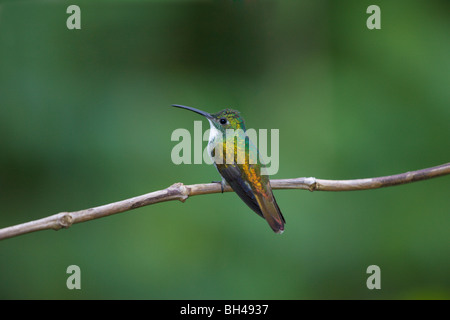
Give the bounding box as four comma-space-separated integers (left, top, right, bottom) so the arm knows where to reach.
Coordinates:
215, 164, 264, 218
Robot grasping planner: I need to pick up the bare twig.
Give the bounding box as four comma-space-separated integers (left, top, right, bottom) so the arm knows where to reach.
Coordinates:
0, 163, 449, 240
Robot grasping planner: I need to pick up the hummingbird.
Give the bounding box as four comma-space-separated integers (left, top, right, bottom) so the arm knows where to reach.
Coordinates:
172, 104, 285, 234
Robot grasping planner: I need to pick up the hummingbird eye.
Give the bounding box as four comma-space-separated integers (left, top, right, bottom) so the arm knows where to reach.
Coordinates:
219, 118, 227, 125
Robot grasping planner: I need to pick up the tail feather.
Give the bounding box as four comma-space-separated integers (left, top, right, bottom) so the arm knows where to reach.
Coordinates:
254, 193, 285, 234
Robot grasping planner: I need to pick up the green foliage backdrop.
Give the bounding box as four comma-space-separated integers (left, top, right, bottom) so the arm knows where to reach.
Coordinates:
0, 0, 449, 299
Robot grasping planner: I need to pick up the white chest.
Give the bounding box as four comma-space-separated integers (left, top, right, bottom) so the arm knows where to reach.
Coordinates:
207, 120, 222, 159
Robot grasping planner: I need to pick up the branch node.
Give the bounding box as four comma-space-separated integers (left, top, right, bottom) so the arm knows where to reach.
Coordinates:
306, 177, 317, 192
169, 182, 190, 203
56, 212, 73, 230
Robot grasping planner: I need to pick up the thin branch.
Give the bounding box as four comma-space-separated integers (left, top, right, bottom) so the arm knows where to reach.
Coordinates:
0, 163, 449, 241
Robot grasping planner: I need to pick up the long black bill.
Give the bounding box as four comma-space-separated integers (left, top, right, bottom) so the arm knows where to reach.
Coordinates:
172, 104, 213, 119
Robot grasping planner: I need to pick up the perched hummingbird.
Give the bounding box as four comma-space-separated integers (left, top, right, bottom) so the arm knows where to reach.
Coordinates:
172, 104, 285, 234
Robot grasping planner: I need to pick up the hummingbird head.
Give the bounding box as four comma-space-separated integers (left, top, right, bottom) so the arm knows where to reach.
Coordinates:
172, 105, 246, 132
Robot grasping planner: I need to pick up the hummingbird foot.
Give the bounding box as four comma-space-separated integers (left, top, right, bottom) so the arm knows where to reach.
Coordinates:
211, 179, 228, 193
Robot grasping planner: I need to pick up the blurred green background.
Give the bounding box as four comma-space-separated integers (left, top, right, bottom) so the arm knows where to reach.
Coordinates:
0, 0, 449, 299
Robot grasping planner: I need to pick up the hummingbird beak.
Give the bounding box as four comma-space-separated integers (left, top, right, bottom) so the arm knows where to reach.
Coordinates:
172, 104, 213, 120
